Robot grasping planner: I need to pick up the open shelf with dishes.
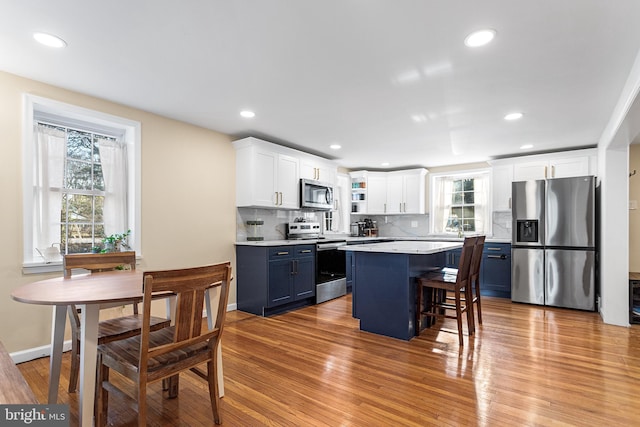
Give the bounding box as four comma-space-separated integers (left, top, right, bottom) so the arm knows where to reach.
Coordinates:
350, 174, 367, 214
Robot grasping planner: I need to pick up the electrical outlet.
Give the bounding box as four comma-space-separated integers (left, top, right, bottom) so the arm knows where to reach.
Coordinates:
630, 200, 638, 210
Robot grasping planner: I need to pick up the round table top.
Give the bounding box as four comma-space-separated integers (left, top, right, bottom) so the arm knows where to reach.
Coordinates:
11, 270, 145, 305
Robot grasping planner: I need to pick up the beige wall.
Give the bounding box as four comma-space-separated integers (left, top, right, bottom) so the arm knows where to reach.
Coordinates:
630, 145, 640, 271
0, 71, 236, 353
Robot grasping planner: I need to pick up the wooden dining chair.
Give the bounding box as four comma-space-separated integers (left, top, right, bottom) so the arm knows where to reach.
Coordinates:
95, 262, 232, 427
63, 251, 171, 393
468, 235, 486, 327
416, 237, 476, 346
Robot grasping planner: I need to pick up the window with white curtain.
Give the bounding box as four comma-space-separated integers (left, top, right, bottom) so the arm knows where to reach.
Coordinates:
23, 95, 141, 270
430, 170, 490, 235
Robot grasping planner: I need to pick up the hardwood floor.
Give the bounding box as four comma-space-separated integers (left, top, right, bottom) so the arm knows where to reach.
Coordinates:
18, 295, 640, 426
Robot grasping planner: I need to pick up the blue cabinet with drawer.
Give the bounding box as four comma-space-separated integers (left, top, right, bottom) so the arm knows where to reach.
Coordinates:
480, 243, 511, 298
444, 242, 511, 298
237, 244, 316, 316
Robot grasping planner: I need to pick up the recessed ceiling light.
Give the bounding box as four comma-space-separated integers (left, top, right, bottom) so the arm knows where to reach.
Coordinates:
464, 29, 496, 47
411, 114, 427, 123
520, 144, 534, 149
504, 112, 524, 121
329, 144, 341, 150
33, 32, 67, 48
381, 162, 390, 167
240, 110, 255, 118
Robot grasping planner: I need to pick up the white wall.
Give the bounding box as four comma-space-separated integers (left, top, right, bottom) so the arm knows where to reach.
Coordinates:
597, 47, 640, 326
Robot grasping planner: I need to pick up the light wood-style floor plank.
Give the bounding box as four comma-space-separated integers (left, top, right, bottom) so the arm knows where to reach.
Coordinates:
17, 295, 640, 426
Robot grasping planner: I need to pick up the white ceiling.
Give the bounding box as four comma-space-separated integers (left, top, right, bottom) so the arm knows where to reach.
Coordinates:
2, 1, 640, 169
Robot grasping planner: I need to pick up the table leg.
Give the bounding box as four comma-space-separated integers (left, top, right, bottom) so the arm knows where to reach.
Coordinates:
48, 305, 67, 404
79, 304, 99, 427
205, 289, 224, 397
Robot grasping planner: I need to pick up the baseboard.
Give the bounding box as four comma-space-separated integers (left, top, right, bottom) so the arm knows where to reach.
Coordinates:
10, 340, 72, 364
10, 304, 238, 364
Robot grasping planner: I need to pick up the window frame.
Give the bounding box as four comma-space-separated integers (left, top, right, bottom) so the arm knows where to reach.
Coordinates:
22, 94, 141, 273
429, 168, 492, 236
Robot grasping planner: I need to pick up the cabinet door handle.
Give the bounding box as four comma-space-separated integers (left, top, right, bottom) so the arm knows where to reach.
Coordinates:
486, 247, 501, 251
400, 203, 402, 212
300, 250, 312, 253
277, 251, 289, 256
551, 165, 555, 177
384, 203, 387, 213
544, 166, 548, 178
403, 202, 406, 212
488, 254, 507, 259
509, 197, 512, 210
279, 192, 283, 205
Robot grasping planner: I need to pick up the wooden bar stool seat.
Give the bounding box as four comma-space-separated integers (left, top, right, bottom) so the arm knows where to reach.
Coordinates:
416, 237, 476, 346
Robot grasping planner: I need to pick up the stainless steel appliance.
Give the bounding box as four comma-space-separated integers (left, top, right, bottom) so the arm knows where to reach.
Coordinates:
316, 240, 347, 303
300, 179, 334, 210
286, 221, 321, 240
286, 220, 347, 303
511, 176, 596, 311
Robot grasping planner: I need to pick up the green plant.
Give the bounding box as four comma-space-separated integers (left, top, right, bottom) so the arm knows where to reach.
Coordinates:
101, 229, 131, 253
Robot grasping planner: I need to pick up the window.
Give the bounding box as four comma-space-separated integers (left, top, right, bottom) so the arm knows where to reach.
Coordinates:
430, 170, 490, 235
23, 95, 141, 271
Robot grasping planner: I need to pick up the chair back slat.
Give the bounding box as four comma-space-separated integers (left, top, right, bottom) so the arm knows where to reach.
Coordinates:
63, 251, 136, 278
470, 235, 486, 277
455, 237, 477, 285
140, 262, 231, 364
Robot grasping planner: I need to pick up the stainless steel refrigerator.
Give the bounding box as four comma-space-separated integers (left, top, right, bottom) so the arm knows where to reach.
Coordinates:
511, 176, 596, 311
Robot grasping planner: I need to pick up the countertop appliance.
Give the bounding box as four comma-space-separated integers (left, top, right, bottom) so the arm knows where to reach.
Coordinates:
300, 179, 334, 210
511, 176, 596, 311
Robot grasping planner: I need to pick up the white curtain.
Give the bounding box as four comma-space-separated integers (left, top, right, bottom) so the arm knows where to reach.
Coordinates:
98, 137, 128, 239
473, 173, 489, 234
433, 177, 454, 234
33, 124, 65, 260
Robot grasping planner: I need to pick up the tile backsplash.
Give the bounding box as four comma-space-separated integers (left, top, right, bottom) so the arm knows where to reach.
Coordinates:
236, 208, 512, 241
236, 208, 323, 241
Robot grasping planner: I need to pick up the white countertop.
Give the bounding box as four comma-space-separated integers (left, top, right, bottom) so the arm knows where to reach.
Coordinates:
339, 240, 462, 254
235, 235, 510, 246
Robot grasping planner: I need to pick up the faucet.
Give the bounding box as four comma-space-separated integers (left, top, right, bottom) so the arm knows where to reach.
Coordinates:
457, 225, 463, 238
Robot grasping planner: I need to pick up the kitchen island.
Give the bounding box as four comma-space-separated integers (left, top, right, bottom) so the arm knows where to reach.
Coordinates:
341, 241, 462, 340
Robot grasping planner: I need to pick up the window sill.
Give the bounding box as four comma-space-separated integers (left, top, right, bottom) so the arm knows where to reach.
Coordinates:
22, 261, 63, 275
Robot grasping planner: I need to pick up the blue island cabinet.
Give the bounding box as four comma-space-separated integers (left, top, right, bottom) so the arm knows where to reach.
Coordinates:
236, 244, 316, 316
352, 250, 447, 340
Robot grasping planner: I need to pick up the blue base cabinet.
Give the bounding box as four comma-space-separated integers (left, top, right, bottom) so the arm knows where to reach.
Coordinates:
444, 242, 511, 298
237, 244, 316, 316
480, 243, 511, 298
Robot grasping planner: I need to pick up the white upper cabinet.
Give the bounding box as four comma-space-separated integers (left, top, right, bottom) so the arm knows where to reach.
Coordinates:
512, 151, 595, 181
235, 137, 341, 210
299, 155, 337, 185
490, 148, 597, 211
349, 168, 427, 214
366, 172, 388, 214
490, 164, 514, 211
386, 169, 427, 214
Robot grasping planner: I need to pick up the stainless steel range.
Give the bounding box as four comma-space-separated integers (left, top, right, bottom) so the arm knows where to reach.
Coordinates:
286, 221, 347, 303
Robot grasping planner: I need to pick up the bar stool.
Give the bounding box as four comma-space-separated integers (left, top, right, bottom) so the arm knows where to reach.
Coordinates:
416, 236, 476, 346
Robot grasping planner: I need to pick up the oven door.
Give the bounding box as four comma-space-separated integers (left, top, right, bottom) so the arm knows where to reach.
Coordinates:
316, 241, 347, 303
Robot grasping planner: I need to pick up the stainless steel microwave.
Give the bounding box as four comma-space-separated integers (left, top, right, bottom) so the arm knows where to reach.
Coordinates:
300, 179, 334, 210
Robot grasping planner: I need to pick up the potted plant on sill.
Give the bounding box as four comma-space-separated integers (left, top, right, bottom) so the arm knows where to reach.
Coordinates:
101, 229, 131, 253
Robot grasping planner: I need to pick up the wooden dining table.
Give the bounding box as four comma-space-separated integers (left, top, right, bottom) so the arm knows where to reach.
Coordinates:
11, 269, 225, 426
